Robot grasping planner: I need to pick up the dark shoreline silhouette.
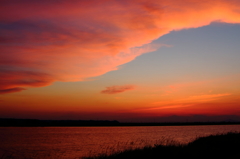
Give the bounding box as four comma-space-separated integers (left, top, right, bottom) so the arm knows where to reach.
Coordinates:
83, 132, 240, 159
1, 118, 240, 127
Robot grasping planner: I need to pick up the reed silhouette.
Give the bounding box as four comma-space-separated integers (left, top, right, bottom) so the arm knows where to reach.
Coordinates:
83, 132, 240, 159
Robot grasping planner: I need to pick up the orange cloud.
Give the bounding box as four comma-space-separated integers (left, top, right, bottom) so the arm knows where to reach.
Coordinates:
101, 85, 135, 94
152, 93, 231, 106
145, 104, 194, 110
0, 87, 26, 94
1, 0, 240, 93
0, 69, 54, 93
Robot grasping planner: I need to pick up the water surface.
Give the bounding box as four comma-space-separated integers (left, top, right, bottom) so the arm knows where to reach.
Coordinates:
0, 125, 239, 159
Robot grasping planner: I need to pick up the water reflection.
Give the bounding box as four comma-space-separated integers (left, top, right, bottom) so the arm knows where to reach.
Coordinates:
0, 125, 240, 159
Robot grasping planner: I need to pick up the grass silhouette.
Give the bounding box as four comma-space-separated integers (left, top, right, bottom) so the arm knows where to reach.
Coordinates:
83, 132, 240, 159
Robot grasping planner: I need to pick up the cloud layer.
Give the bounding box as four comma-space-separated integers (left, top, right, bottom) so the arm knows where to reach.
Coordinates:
1, 0, 240, 93
101, 85, 135, 94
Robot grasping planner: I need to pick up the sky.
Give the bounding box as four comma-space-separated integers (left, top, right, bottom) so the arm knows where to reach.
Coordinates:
1, 0, 240, 122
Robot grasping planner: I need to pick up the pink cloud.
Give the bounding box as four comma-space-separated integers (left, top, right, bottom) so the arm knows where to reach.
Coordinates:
1, 0, 240, 93
101, 85, 135, 94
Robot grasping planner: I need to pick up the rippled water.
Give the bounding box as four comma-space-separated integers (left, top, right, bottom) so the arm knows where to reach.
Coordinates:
0, 125, 240, 159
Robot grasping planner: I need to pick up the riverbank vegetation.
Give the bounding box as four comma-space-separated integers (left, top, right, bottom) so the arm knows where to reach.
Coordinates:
84, 132, 240, 159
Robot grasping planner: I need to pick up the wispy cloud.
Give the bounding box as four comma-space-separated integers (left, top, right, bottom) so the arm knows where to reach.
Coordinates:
183, 93, 231, 102
152, 93, 231, 106
0, 69, 54, 93
1, 0, 240, 93
146, 104, 194, 110
133, 93, 233, 114
0, 87, 26, 94
101, 85, 135, 94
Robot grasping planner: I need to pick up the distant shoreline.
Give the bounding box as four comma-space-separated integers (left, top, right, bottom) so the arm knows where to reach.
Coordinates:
1, 118, 240, 127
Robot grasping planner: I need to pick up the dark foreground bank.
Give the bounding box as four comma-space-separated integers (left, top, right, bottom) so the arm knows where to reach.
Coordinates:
84, 132, 240, 159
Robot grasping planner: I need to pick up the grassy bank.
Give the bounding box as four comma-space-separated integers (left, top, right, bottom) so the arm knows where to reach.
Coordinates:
84, 132, 240, 159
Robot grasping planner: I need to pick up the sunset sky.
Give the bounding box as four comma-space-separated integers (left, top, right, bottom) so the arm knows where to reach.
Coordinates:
1, 0, 240, 122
